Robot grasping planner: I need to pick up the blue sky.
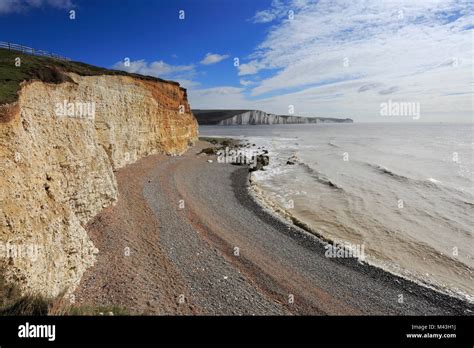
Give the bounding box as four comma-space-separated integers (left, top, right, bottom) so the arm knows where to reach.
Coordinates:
0, 0, 269, 88
0, 0, 473, 122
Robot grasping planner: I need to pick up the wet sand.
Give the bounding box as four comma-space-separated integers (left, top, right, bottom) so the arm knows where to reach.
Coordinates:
74, 141, 473, 315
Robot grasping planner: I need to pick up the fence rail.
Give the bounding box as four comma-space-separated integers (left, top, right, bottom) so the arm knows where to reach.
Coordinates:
0, 41, 71, 61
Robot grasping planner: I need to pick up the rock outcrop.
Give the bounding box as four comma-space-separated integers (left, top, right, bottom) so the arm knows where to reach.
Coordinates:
193, 109, 353, 125
0, 73, 198, 298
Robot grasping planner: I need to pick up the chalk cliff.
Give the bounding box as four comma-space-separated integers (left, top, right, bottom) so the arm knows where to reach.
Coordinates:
193, 109, 353, 125
0, 73, 198, 298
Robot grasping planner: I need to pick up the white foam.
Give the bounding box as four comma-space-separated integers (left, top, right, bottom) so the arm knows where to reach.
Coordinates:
427, 177, 442, 184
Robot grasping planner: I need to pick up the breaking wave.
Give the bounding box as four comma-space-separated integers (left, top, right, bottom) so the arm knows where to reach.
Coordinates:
297, 162, 343, 190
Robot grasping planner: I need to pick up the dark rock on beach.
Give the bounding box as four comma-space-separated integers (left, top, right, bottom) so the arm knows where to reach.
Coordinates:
199, 147, 216, 155
250, 154, 270, 172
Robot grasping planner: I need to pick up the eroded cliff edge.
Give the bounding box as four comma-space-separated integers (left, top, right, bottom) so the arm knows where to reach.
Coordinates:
0, 72, 198, 298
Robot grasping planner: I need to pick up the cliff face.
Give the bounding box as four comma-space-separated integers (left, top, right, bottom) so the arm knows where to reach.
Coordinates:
0, 73, 198, 298
193, 109, 353, 125
219, 111, 353, 125
220, 110, 305, 125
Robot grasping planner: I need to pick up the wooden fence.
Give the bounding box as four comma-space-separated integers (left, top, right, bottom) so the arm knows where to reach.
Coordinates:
0, 41, 71, 61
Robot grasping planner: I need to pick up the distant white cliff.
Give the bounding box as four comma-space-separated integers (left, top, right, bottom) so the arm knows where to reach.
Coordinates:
193, 109, 353, 125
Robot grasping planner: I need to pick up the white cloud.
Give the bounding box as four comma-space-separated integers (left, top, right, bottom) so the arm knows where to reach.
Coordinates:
0, 0, 73, 13
113, 59, 198, 89
238, 60, 263, 76
240, 79, 257, 86
252, 0, 286, 23
188, 87, 248, 109
174, 78, 200, 89
211, 0, 473, 122
113, 59, 193, 76
200, 53, 230, 65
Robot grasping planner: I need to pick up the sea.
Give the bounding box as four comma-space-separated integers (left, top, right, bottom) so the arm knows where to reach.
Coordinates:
200, 123, 474, 302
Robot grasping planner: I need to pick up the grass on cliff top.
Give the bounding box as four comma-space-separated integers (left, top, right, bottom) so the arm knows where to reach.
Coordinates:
0, 48, 179, 106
